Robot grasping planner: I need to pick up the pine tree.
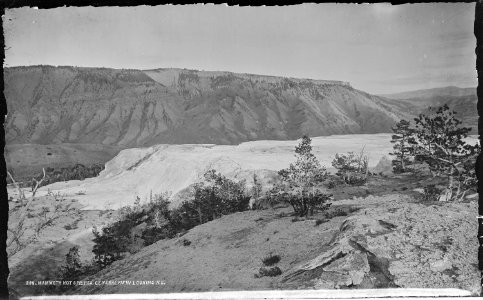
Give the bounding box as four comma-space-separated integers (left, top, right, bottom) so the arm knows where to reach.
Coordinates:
251, 173, 263, 200
331, 148, 369, 185
61, 246, 83, 281
389, 119, 417, 173
413, 105, 478, 199
276, 135, 331, 216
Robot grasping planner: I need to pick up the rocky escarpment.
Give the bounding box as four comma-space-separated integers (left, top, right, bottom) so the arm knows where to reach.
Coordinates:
5, 66, 414, 146
280, 195, 479, 293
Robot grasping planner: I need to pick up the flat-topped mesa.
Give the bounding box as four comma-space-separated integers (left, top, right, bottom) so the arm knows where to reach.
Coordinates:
5, 65, 351, 89
310, 79, 351, 87
5, 64, 414, 146
143, 67, 351, 88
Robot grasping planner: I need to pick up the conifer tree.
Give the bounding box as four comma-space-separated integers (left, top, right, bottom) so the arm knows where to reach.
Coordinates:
413, 105, 478, 199
276, 135, 331, 216
390, 119, 417, 173
251, 173, 263, 199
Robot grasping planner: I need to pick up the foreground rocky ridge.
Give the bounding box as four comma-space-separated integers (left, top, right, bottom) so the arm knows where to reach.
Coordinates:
70, 193, 478, 295
6, 65, 414, 146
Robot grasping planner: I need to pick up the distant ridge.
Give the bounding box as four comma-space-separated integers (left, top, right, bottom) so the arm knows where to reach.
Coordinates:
143, 67, 352, 87
379, 86, 476, 100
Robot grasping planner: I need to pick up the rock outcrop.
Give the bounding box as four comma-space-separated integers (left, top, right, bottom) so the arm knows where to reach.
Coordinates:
68, 194, 478, 295
280, 195, 479, 294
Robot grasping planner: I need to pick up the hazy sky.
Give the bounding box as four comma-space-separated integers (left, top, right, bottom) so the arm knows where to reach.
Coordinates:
3, 4, 476, 94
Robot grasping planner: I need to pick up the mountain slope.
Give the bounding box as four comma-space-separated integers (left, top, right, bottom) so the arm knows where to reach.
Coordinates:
379, 86, 476, 100
71, 194, 478, 295
5, 66, 413, 146
380, 86, 477, 132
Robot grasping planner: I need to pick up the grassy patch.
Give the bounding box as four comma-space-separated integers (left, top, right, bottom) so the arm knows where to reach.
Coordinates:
63, 219, 80, 230
262, 254, 281, 266
314, 218, 328, 226
324, 206, 359, 219
291, 217, 305, 223
255, 266, 282, 278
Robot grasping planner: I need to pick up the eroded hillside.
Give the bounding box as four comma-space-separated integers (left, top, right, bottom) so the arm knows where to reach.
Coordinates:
5, 66, 413, 146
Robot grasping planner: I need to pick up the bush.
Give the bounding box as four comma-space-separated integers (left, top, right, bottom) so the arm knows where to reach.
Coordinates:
458, 154, 479, 191
422, 184, 442, 202
269, 186, 332, 218
91, 171, 250, 270
168, 170, 250, 232
315, 218, 328, 226
324, 207, 359, 219
262, 254, 281, 266
61, 246, 83, 280
92, 193, 172, 268
390, 119, 417, 173
332, 149, 369, 185
49, 246, 101, 294
324, 208, 347, 218
63, 221, 79, 231
25, 163, 105, 188
52, 246, 88, 292
346, 172, 368, 186
251, 193, 280, 210
325, 175, 345, 189
413, 105, 479, 198
255, 266, 282, 278
273, 136, 332, 217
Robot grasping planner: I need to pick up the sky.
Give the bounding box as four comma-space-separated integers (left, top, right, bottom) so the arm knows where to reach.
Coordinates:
2, 3, 477, 94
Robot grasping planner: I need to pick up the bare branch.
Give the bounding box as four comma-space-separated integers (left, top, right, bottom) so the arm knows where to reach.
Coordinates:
7, 168, 47, 256
31, 168, 46, 198
7, 171, 26, 202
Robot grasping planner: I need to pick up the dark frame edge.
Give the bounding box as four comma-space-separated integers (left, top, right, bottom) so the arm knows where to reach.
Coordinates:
0, 1, 9, 299
475, 0, 483, 296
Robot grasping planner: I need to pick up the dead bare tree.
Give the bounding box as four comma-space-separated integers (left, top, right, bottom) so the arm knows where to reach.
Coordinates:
7, 168, 46, 256
35, 203, 64, 235
7, 171, 26, 203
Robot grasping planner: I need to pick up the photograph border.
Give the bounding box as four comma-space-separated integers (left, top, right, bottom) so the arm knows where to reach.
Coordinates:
1, 1, 481, 299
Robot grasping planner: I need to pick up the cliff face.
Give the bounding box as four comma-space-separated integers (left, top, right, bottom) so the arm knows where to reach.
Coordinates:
5, 66, 413, 146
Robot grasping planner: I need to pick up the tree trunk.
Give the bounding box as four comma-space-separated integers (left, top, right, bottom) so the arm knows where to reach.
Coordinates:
448, 155, 454, 190
197, 207, 202, 225
401, 153, 405, 172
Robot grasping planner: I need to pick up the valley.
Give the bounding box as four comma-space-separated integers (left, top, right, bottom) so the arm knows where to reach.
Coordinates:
4, 4, 479, 299
4, 66, 479, 298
